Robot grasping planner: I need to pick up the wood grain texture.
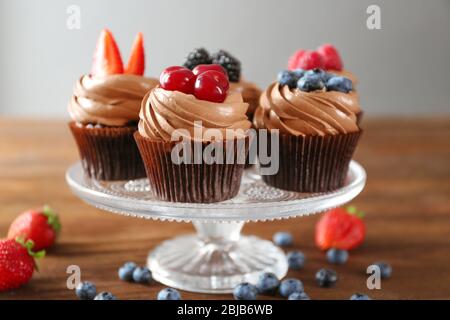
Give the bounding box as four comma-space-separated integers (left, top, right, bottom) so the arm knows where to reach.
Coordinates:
0, 117, 449, 300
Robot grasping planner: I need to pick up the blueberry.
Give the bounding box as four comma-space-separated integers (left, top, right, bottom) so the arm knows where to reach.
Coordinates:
273, 232, 293, 247
233, 282, 258, 300
279, 278, 304, 297
322, 72, 336, 83
157, 287, 182, 300
75, 281, 97, 300
118, 262, 137, 281
277, 71, 297, 89
371, 262, 392, 279
132, 267, 152, 284
256, 272, 280, 294
297, 74, 325, 92
94, 291, 117, 300
287, 251, 306, 270
315, 268, 338, 288
291, 68, 305, 79
326, 248, 349, 265
350, 293, 371, 300
288, 292, 310, 300
326, 76, 353, 93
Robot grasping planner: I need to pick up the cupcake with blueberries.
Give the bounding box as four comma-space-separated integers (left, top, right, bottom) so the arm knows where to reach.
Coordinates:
253, 68, 361, 192
134, 64, 251, 203
68, 29, 159, 181
288, 44, 362, 123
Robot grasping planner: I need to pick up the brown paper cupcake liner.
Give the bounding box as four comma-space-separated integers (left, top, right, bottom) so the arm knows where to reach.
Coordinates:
259, 131, 362, 192
356, 111, 364, 126
134, 132, 249, 203
69, 122, 146, 181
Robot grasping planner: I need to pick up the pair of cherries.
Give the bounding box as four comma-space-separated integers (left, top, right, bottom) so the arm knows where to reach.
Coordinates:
160, 64, 229, 103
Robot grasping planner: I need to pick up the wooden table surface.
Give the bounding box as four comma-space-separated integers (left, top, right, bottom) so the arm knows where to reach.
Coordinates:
0, 117, 449, 300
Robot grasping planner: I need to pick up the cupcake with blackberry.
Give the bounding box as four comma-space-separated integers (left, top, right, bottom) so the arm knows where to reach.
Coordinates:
288, 44, 362, 123
183, 48, 261, 121
253, 68, 361, 192
135, 65, 251, 203
68, 29, 158, 180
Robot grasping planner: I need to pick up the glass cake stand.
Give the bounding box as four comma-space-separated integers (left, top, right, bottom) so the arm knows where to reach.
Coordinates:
66, 161, 366, 294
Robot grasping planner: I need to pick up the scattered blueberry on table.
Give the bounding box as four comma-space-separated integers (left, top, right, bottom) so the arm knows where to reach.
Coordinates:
287, 251, 306, 270
157, 288, 182, 300
279, 278, 304, 297
273, 232, 293, 247
370, 262, 392, 279
256, 272, 280, 294
233, 283, 258, 300
94, 291, 117, 300
350, 293, 371, 300
132, 266, 152, 284
326, 248, 349, 265
75, 281, 97, 300
118, 262, 137, 281
288, 291, 310, 300
315, 268, 338, 288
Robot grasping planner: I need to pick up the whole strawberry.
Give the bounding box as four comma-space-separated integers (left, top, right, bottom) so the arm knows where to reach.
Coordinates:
315, 206, 365, 251
8, 206, 60, 251
0, 238, 45, 291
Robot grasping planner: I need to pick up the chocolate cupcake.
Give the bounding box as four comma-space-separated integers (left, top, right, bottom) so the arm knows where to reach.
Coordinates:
135, 65, 251, 203
254, 69, 361, 193
68, 29, 158, 180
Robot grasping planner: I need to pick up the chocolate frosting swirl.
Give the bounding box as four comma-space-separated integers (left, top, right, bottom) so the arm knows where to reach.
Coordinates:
253, 82, 360, 136
229, 80, 261, 116
68, 74, 159, 126
138, 87, 251, 141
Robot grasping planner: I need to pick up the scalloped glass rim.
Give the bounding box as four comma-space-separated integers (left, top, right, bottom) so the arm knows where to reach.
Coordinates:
65, 161, 366, 222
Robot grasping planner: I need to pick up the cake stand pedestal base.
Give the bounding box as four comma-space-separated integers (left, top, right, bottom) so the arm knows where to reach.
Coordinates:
147, 221, 287, 294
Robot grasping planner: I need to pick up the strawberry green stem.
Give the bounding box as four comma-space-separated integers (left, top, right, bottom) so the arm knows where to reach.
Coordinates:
346, 205, 365, 218
42, 205, 61, 234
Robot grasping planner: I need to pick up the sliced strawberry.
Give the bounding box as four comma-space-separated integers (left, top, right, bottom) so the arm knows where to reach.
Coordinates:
125, 32, 145, 76
315, 206, 365, 251
287, 49, 305, 71
317, 44, 343, 71
91, 29, 124, 76
296, 50, 324, 70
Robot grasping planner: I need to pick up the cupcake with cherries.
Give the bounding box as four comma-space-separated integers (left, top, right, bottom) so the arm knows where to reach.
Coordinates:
288, 44, 362, 123
135, 64, 251, 203
68, 29, 158, 180
183, 48, 261, 121
253, 68, 361, 192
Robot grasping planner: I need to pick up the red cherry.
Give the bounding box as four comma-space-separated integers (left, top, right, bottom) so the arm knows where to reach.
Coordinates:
160, 66, 196, 94
194, 70, 229, 103
317, 44, 343, 71
296, 50, 324, 70
287, 49, 305, 71
193, 64, 228, 77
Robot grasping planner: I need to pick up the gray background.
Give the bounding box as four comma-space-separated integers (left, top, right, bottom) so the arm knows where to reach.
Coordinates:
1, 0, 449, 117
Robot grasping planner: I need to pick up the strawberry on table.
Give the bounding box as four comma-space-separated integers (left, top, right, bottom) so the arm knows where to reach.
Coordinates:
91, 29, 124, 76
315, 206, 366, 251
8, 206, 61, 251
0, 238, 45, 292
125, 32, 145, 76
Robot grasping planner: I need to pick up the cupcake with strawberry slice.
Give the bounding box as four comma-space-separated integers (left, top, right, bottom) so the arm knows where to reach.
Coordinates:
135, 64, 251, 203
288, 44, 362, 123
68, 29, 158, 180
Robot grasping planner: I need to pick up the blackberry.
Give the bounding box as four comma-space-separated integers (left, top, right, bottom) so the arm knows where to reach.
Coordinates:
183, 48, 212, 70
211, 50, 241, 82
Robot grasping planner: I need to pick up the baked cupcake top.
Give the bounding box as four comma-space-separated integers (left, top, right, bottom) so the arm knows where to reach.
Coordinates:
138, 65, 251, 142
68, 29, 157, 126
69, 75, 158, 126
253, 69, 360, 136
182, 48, 261, 117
